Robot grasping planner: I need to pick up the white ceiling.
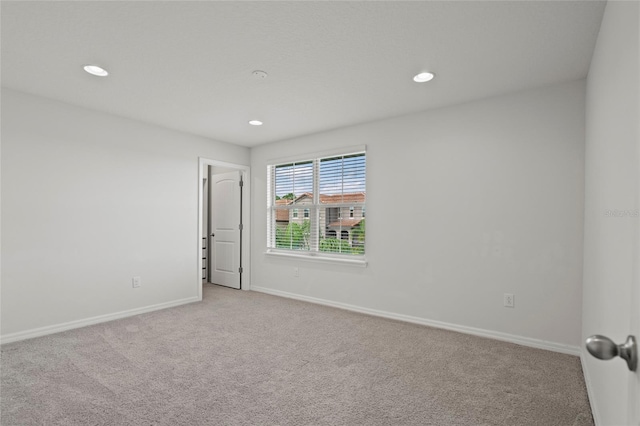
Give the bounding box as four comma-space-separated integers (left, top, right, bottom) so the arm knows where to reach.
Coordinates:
1, 1, 606, 147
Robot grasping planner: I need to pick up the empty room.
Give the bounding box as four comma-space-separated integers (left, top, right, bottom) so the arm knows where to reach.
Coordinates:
1, 1, 638, 425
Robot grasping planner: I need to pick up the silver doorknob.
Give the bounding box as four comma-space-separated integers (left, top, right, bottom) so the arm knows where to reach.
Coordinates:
585, 335, 637, 372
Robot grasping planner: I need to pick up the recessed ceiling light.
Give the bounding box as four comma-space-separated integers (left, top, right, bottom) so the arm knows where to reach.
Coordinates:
83, 65, 109, 77
249, 120, 263, 126
413, 72, 435, 83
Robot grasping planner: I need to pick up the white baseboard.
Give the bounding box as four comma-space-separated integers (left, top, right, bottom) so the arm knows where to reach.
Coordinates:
580, 351, 601, 425
251, 286, 581, 356
0, 296, 200, 345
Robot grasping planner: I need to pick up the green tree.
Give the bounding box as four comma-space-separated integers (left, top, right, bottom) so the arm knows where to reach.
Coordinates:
275, 220, 310, 250
281, 193, 296, 200
352, 219, 365, 247
299, 219, 311, 248
319, 237, 353, 254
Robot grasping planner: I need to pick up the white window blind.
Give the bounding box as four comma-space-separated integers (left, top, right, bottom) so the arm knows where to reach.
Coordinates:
267, 151, 366, 258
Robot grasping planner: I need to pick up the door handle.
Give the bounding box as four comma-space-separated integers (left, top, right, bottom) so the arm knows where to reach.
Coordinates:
210, 233, 215, 237
585, 335, 637, 372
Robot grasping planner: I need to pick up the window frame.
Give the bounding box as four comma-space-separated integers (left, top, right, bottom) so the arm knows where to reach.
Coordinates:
266, 146, 367, 266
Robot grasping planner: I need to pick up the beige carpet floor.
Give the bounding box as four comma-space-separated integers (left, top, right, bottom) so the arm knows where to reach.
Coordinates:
1, 284, 593, 425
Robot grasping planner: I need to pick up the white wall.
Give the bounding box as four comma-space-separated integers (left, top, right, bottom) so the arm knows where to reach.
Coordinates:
251, 80, 586, 351
582, 1, 640, 425
1, 89, 250, 339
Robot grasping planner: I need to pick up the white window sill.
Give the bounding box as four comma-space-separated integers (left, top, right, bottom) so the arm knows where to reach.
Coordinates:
264, 249, 367, 267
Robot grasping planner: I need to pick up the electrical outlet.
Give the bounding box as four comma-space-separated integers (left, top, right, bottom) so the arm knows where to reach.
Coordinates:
293, 267, 299, 277
504, 293, 514, 308
132, 276, 141, 288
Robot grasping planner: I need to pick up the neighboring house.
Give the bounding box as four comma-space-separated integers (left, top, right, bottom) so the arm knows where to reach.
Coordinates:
278, 192, 365, 245
274, 199, 291, 226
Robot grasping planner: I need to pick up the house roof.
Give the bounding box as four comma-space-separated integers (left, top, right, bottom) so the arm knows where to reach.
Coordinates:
293, 192, 365, 204
327, 219, 363, 228
320, 193, 365, 204
294, 193, 313, 202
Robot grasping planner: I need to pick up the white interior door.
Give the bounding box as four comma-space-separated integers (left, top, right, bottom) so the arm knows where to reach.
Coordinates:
632, 109, 640, 425
633, 223, 639, 425
209, 171, 241, 289
581, 3, 639, 424
583, 90, 639, 426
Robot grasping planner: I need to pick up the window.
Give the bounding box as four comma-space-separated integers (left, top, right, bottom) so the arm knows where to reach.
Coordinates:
267, 149, 366, 259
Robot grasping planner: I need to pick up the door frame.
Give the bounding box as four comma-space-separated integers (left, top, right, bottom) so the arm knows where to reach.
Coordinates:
197, 158, 251, 300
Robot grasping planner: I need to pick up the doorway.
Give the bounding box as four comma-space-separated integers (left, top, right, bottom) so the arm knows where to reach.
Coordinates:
198, 158, 250, 299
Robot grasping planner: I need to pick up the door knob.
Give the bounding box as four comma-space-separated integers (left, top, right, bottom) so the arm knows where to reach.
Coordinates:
210, 233, 215, 237
585, 335, 637, 372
